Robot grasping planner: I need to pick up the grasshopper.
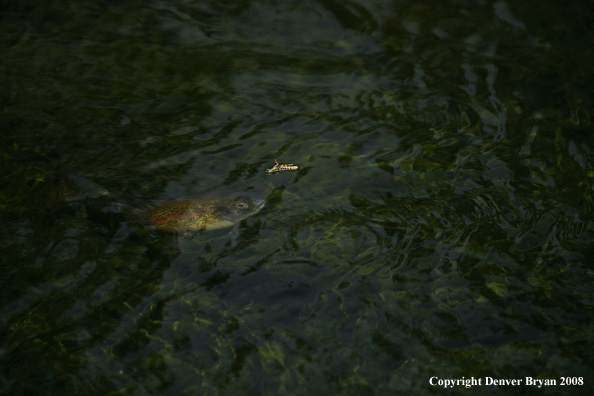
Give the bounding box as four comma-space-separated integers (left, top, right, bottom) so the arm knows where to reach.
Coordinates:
265, 159, 299, 173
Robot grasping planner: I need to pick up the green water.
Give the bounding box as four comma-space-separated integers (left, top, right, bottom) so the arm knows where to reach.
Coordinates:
2, 0, 594, 395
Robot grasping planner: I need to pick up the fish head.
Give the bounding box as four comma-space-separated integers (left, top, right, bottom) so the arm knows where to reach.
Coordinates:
209, 192, 265, 229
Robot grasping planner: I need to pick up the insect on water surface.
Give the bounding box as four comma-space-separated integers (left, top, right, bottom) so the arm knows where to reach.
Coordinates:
265, 159, 299, 173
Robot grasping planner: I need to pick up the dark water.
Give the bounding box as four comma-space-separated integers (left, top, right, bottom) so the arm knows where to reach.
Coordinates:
2, 0, 594, 395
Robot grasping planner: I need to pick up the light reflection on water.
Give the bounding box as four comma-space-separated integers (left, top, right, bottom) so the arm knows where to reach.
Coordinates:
2, 0, 594, 394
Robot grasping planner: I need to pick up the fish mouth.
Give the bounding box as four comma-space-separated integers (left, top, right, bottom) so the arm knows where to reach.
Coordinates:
255, 198, 266, 211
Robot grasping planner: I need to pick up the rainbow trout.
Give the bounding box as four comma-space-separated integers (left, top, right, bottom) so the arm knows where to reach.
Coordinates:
66, 175, 265, 232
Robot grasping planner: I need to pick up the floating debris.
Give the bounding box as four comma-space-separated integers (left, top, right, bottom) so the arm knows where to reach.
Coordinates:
265, 159, 299, 173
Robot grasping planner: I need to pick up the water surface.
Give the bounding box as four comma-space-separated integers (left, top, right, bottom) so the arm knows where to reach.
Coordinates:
2, 0, 594, 395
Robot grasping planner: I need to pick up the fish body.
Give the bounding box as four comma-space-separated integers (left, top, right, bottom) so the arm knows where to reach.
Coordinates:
66, 175, 265, 232
136, 192, 265, 232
